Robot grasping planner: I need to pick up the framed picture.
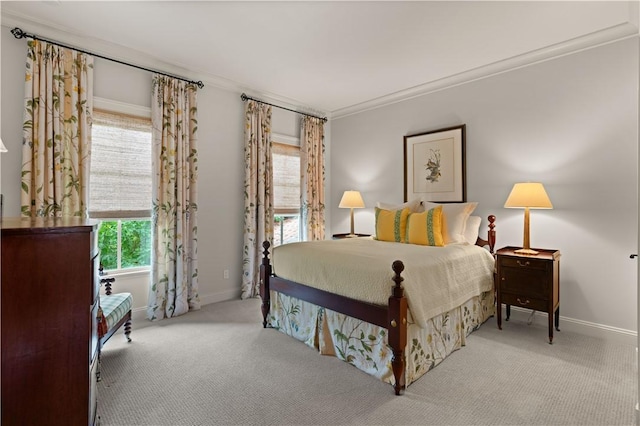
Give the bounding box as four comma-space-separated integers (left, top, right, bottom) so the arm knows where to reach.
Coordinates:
404, 124, 466, 203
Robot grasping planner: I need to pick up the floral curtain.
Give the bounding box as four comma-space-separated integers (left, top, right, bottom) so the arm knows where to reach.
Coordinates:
147, 75, 200, 320
300, 116, 325, 241
21, 40, 93, 218
241, 101, 273, 299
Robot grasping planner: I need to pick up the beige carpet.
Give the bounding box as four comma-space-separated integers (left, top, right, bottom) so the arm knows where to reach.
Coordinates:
97, 298, 636, 425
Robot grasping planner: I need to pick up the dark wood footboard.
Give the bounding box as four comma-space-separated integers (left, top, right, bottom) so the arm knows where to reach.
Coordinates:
259, 240, 408, 395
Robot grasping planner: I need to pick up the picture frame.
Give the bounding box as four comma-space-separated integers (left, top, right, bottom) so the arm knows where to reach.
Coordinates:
404, 124, 466, 203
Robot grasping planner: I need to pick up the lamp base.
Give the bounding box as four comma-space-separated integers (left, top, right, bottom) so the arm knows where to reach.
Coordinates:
345, 233, 359, 238
514, 248, 539, 256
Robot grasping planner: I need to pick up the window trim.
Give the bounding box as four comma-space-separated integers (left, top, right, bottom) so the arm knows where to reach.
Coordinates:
98, 217, 152, 275
91, 98, 152, 276
94, 97, 151, 118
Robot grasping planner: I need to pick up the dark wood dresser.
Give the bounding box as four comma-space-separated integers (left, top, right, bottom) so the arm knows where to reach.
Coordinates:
1, 217, 100, 425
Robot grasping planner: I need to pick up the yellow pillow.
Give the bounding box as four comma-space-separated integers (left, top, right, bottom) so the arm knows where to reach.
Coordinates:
375, 207, 410, 243
405, 206, 444, 247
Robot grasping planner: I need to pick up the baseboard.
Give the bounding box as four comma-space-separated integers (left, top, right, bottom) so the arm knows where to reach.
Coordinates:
129, 288, 241, 328
504, 306, 637, 346
199, 288, 241, 306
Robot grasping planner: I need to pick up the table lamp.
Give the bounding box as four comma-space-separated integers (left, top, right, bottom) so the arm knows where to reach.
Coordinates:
504, 182, 553, 255
339, 190, 365, 237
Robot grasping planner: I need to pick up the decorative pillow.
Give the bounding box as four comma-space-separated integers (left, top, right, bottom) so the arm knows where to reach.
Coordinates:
375, 207, 410, 243
376, 199, 424, 213
464, 215, 482, 245
422, 201, 478, 244
405, 206, 444, 246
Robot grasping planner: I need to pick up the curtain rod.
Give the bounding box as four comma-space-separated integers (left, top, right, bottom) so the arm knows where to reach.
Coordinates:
11, 27, 204, 89
240, 93, 327, 123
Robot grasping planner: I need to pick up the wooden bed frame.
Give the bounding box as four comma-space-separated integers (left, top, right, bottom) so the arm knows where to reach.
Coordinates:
259, 215, 496, 395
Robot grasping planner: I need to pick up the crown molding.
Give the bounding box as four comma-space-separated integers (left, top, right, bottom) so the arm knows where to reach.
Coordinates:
3, 10, 637, 123
1, 11, 330, 121
1, 12, 240, 91
331, 22, 639, 120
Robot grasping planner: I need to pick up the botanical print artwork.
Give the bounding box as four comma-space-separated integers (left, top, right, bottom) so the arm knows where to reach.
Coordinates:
412, 137, 454, 194
404, 125, 466, 202
425, 149, 441, 183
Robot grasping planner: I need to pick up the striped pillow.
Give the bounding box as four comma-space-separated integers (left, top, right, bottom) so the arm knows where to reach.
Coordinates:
375, 207, 410, 243
405, 206, 444, 246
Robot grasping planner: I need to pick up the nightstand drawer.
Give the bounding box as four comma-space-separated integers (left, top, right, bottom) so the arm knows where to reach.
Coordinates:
499, 256, 549, 270
499, 267, 549, 299
501, 292, 547, 311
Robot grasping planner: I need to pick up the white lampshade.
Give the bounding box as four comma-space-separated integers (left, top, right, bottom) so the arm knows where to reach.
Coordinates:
504, 183, 553, 209
339, 190, 365, 237
339, 190, 365, 209
0, 139, 7, 153
504, 182, 552, 255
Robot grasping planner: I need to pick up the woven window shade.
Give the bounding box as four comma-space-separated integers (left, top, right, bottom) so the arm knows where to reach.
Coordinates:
272, 142, 300, 215
89, 109, 152, 218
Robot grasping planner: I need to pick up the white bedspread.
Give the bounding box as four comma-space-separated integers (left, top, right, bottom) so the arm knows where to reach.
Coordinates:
272, 238, 495, 328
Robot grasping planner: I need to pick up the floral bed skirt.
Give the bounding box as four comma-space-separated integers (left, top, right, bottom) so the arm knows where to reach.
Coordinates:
268, 289, 495, 387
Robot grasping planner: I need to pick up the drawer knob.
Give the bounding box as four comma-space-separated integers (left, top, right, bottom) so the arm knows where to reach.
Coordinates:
516, 298, 530, 306
516, 260, 530, 267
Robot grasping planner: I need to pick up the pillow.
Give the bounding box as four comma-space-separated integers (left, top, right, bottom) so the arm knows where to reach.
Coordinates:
421, 201, 478, 244
464, 215, 482, 245
376, 199, 424, 213
374, 207, 410, 242
405, 206, 444, 246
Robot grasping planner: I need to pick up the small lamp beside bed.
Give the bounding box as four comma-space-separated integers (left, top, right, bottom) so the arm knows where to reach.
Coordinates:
504, 182, 553, 255
339, 190, 365, 237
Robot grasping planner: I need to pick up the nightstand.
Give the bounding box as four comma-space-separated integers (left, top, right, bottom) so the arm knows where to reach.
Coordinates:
495, 246, 561, 344
332, 233, 371, 239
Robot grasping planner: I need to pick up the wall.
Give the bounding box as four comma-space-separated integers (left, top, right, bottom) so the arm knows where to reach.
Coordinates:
331, 37, 639, 335
0, 25, 331, 321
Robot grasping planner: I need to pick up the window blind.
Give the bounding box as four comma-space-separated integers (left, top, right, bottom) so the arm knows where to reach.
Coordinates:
89, 109, 152, 218
272, 142, 300, 215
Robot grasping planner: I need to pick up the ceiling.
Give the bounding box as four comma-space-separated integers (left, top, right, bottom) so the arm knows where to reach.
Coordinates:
1, 1, 638, 118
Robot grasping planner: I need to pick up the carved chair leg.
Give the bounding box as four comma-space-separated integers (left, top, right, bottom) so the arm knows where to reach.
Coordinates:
124, 318, 132, 343
96, 350, 102, 382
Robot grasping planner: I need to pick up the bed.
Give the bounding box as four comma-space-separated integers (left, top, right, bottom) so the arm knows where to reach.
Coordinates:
259, 203, 496, 395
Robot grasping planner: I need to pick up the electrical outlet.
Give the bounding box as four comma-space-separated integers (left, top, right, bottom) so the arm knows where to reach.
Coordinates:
223, 269, 229, 279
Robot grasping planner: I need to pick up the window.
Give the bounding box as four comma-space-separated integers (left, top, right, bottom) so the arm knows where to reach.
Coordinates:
272, 141, 300, 247
90, 108, 152, 272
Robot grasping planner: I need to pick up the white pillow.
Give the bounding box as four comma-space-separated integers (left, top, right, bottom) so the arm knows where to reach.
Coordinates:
421, 201, 478, 244
376, 198, 424, 213
464, 215, 482, 245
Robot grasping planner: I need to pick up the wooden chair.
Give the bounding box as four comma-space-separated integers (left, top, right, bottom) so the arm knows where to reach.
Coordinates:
96, 267, 133, 381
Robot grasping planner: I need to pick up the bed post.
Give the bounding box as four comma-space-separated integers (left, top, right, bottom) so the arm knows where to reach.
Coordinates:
388, 260, 408, 395
259, 241, 272, 328
487, 215, 496, 254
